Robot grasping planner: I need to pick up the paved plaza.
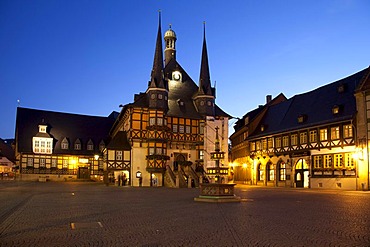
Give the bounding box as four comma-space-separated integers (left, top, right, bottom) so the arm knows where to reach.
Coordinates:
0, 181, 370, 247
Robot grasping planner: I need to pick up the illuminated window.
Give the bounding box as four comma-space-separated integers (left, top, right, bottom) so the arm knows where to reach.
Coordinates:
269, 164, 275, 181
343, 125, 353, 138
40, 158, 46, 168
267, 138, 273, 148
279, 162, 286, 181
258, 164, 264, 181
333, 154, 343, 168
157, 118, 163, 126
275, 137, 281, 148
150, 118, 156, 126
331, 127, 340, 140
51, 159, 57, 168
199, 150, 204, 160
250, 142, 256, 151
332, 105, 340, 114
320, 129, 327, 141
116, 151, 122, 160
33, 137, 53, 154
62, 160, 68, 169
344, 153, 355, 168
300, 132, 307, 144
262, 139, 267, 150
323, 155, 332, 168
156, 147, 162, 154
149, 148, 155, 155
310, 130, 317, 143
98, 160, 104, 170
173, 125, 178, 133
291, 134, 297, 145
179, 125, 184, 133
27, 158, 33, 167
256, 141, 261, 150
186, 126, 191, 134
199, 123, 204, 134
313, 155, 322, 169
283, 136, 289, 147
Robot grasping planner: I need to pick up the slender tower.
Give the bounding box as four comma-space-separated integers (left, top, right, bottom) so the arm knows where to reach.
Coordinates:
147, 11, 168, 111
164, 24, 177, 66
194, 22, 215, 116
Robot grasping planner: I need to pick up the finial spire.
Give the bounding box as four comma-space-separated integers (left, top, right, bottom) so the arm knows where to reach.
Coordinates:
149, 10, 165, 89
198, 21, 212, 96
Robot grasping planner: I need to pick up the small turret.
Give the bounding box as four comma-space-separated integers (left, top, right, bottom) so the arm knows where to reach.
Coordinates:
164, 24, 177, 66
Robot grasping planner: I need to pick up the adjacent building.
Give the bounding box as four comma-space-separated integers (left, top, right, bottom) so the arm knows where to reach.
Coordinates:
0, 138, 15, 179
230, 67, 370, 190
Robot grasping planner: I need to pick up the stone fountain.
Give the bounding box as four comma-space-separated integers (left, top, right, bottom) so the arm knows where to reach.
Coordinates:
194, 127, 240, 203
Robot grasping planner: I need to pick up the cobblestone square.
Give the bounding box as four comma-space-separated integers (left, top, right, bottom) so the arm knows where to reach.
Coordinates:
1, 181, 369, 246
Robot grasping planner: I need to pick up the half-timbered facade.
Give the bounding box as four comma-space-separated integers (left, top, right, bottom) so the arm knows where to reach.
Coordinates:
231, 67, 370, 190
15, 107, 118, 181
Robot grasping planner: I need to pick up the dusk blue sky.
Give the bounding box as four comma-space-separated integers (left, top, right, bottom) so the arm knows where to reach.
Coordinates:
1, 0, 370, 139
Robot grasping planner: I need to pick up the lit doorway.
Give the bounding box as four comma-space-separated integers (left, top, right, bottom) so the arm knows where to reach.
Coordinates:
295, 159, 309, 188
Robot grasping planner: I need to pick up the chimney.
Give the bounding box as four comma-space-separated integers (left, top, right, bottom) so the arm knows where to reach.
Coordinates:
266, 95, 272, 104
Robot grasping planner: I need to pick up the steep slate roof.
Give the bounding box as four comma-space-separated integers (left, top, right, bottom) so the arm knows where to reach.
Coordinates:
249, 67, 369, 139
16, 107, 117, 154
126, 58, 230, 119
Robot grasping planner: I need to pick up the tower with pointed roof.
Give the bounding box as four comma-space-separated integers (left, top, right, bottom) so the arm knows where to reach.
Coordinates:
193, 23, 216, 116
147, 11, 168, 112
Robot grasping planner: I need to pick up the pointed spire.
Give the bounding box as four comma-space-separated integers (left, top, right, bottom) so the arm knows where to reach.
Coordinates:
199, 21, 213, 96
149, 10, 165, 89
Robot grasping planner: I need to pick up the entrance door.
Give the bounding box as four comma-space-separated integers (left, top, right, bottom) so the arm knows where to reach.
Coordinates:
78, 167, 90, 179
295, 159, 309, 188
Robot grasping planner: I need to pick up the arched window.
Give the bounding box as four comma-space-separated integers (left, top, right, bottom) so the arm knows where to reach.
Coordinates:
279, 162, 286, 181
258, 164, 264, 181
269, 163, 275, 181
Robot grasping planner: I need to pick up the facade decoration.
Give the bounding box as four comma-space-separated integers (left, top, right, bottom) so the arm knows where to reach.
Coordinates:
230, 67, 370, 190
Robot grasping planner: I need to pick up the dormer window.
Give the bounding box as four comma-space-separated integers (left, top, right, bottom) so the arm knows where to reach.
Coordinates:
74, 139, 81, 150
99, 140, 105, 151
87, 139, 94, 151
332, 105, 340, 114
61, 138, 69, 150
39, 124, 47, 133
298, 114, 307, 123
33, 123, 53, 154
261, 125, 265, 132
